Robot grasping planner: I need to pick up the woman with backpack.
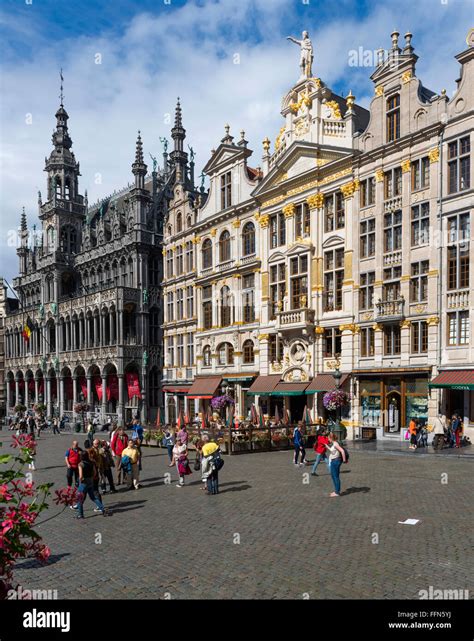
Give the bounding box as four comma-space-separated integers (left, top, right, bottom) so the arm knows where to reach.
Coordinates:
162, 426, 175, 466
199, 435, 222, 495
171, 437, 191, 487
324, 432, 347, 497
73, 451, 106, 519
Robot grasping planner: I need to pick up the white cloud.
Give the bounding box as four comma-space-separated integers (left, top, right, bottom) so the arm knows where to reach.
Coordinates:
0, 0, 470, 283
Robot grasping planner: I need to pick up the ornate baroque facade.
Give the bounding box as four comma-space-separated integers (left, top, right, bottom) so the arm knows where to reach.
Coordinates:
162, 31, 474, 441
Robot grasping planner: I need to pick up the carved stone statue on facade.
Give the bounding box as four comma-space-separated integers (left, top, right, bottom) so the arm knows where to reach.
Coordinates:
291, 342, 306, 364
159, 137, 168, 154
143, 351, 148, 367
287, 31, 314, 78
149, 154, 158, 173
142, 289, 148, 304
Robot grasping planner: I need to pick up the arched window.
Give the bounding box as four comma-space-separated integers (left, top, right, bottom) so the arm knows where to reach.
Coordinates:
187, 215, 192, 229
167, 224, 172, 237
47, 226, 55, 252
242, 222, 256, 256
55, 177, 62, 199
64, 179, 71, 200
217, 342, 234, 366
219, 230, 231, 263
243, 340, 255, 364
120, 258, 127, 286
220, 286, 232, 327
128, 257, 134, 287
176, 212, 182, 233
202, 239, 213, 269
203, 345, 212, 367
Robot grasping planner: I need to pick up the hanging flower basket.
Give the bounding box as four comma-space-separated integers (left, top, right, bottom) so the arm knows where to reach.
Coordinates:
210, 395, 235, 411
323, 390, 350, 412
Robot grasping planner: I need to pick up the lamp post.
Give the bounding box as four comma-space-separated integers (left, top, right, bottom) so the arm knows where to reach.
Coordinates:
331, 359, 346, 443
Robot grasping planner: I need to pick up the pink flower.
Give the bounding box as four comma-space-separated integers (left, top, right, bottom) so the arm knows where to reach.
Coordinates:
34, 544, 51, 563
0, 484, 13, 502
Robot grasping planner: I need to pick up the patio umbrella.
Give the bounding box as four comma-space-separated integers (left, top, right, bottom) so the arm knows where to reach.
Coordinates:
258, 403, 265, 429
274, 404, 280, 425
303, 405, 311, 426
155, 408, 162, 428
283, 408, 290, 426
227, 403, 234, 430
250, 403, 258, 425
184, 408, 191, 425
176, 408, 184, 429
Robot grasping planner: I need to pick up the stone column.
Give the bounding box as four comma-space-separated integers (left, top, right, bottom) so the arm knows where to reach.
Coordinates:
79, 319, 83, 349
110, 313, 115, 344
59, 376, 65, 416
86, 375, 92, 407
24, 377, 30, 409
6, 379, 11, 411
117, 374, 124, 426
34, 377, 39, 405
101, 376, 107, 421
141, 371, 147, 424
46, 377, 52, 417
94, 314, 99, 346
15, 378, 20, 409
72, 375, 78, 406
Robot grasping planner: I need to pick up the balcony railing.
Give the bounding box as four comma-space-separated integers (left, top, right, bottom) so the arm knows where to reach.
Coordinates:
276, 307, 315, 328
447, 290, 469, 309
375, 297, 405, 321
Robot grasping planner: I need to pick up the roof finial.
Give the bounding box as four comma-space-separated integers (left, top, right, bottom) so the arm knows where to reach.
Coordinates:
60, 68, 64, 106
20, 207, 27, 232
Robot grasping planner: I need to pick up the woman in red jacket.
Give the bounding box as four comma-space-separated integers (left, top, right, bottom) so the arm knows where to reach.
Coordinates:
311, 429, 329, 476
110, 426, 128, 486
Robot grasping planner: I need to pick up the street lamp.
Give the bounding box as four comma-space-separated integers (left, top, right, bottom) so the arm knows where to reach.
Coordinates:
331, 359, 346, 443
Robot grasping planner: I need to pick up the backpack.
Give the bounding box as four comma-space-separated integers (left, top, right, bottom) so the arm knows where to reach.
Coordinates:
213, 451, 224, 472
67, 448, 81, 468
120, 455, 132, 474
340, 446, 350, 463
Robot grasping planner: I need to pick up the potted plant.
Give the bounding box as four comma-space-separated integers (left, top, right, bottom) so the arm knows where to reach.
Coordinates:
143, 430, 153, 446
14, 404, 26, 414
153, 430, 164, 447
323, 389, 350, 441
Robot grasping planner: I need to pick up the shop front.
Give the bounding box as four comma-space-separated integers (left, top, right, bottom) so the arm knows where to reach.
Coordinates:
429, 369, 474, 441
355, 369, 430, 440
185, 376, 222, 423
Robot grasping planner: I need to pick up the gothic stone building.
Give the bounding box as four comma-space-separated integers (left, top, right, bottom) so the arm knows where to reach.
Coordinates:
4, 100, 168, 426
162, 31, 474, 442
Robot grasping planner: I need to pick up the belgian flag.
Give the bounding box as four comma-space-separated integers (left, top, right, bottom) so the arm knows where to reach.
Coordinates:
22, 317, 33, 342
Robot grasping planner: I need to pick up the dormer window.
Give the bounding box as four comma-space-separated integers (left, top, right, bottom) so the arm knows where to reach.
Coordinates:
386, 94, 400, 142
220, 171, 232, 209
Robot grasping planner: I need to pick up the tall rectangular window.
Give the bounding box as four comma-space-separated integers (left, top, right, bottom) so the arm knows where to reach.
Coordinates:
386, 94, 400, 142
294, 202, 310, 238
360, 218, 376, 258
202, 285, 212, 330
186, 332, 194, 366
447, 213, 470, 290
324, 248, 344, 312
324, 192, 344, 232
290, 254, 308, 310
323, 327, 342, 358
447, 311, 469, 346
242, 273, 255, 323
383, 266, 402, 301
176, 246, 183, 275
185, 241, 194, 272
360, 177, 376, 208
270, 263, 286, 319
269, 334, 284, 363
359, 272, 375, 310
176, 288, 184, 318
167, 336, 175, 367
411, 202, 430, 246
177, 334, 184, 367
360, 327, 375, 357
167, 292, 174, 322
384, 167, 402, 199
220, 171, 232, 209
384, 211, 402, 252
411, 157, 430, 190
384, 325, 401, 355
411, 321, 428, 353
186, 285, 194, 318
166, 252, 174, 278
448, 136, 470, 194
270, 212, 286, 248
410, 261, 429, 302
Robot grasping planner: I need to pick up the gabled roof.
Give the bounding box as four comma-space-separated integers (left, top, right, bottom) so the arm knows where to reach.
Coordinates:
202, 142, 252, 175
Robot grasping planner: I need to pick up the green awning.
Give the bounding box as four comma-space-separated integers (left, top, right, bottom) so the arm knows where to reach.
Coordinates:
429, 370, 474, 391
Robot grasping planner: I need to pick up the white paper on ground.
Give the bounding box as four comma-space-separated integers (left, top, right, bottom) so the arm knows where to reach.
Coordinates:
398, 518, 420, 525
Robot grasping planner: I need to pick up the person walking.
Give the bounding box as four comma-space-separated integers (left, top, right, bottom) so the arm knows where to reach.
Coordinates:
408, 417, 418, 450
200, 435, 221, 495
28, 415, 36, 436
452, 413, 462, 448
311, 429, 329, 476
325, 432, 347, 497
52, 417, 60, 435
121, 439, 141, 490
171, 437, 189, 487
86, 420, 95, 443
432, 414, 446, 451
293, 421, 306, 467
162, 426, 175, 466
65, 440, 82, 487
177, 423, 189, 446
131, 420, 144, 471
110, 426, 129, 485
99, 440, 117, 493
73, 451, 106, 519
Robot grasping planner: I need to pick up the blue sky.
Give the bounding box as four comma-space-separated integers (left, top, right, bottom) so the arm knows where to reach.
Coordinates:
0, 0, 472, 284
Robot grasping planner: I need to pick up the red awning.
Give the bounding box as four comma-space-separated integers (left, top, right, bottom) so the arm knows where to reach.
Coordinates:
187, 377, 222, 399
305, 373, 350, 394
429, 370, 474, 391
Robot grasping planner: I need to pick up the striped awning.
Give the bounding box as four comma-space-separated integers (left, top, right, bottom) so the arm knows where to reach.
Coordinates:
429, 370, 474, 391
187, 376, 222, 399
305, 373, 350, 394
247, 375, 281, 395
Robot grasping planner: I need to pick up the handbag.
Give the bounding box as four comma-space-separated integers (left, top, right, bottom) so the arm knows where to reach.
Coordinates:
404, 430, 410, 440
193, 456, 201, 471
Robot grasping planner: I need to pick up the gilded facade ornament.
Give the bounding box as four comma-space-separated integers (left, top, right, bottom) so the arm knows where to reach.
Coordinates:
274, 126, 286, 151
232, 219, 241, 228
340, 181, 357, 199
258, 334, 270, 341
325, 100, 342, 119
210, 229, 217, 237
375, 85, 384, 97
314, 326, 325, 335
306, 192, 324, 209
339, 323, 358, 333
400, 320, 411, 329
375, 169, 384, 182
372, 323, 383, 332
426, 316, 440, 326
192, 236, 201, 244
429, 147, 440, 163
345, 90, 355, 111
259, 215, 269, 228
401, 159, 411, 173
289, 92, 312, 114
262, 137, 271, 153
283, 203, 296, 218
402, 70, 413, 84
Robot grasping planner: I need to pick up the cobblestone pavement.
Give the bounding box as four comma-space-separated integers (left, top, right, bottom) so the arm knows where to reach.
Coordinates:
2, 431, 473, 600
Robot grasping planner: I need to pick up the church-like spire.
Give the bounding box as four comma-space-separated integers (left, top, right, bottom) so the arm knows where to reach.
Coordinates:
20, 207, 27, 232
132, 130, 147, 189
170, 98, 188, 183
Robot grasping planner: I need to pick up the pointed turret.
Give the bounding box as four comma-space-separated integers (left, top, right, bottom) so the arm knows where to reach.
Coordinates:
170, 98, 188, 183
131, 131, 148, 189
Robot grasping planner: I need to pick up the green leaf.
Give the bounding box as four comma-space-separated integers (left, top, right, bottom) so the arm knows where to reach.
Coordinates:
0, 454, 13, 464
